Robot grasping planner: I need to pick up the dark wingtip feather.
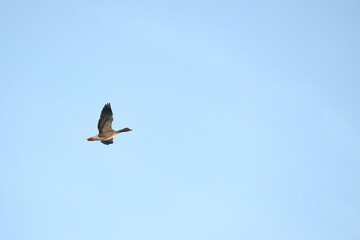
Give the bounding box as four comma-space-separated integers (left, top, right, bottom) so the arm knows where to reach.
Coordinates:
101, 139, 114, 145
101, 103, 113, 116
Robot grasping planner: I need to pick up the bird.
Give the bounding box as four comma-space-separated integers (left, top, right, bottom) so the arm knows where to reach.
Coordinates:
87, 103, 132, 145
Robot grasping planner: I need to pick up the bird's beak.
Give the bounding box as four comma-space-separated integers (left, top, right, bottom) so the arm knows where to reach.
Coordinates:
87, 137, 94, 141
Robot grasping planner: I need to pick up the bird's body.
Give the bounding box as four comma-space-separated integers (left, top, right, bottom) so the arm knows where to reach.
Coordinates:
87, 103, 132, 145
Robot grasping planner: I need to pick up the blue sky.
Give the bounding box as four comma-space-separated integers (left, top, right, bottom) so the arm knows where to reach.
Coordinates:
1, 0, 360, 239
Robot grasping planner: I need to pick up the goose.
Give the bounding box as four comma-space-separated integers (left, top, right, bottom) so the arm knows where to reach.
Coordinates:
87, 103, 132, 145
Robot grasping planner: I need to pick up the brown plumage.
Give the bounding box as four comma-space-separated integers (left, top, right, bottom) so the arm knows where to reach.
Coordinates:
87, 103, 132, 145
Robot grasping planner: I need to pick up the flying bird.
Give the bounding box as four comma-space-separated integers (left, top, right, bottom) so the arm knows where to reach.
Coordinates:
87, 103, 132, 145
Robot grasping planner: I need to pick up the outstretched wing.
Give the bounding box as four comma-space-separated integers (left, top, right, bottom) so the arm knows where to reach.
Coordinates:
101, 138, 114, 145
98, 103, 113, 133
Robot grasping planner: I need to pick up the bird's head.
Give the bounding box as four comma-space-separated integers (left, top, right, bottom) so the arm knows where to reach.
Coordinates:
117, 128, 132, 133
122, 128, 133, 132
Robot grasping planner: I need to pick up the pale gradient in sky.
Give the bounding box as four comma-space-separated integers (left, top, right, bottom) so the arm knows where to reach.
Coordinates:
1, 0, 360, 239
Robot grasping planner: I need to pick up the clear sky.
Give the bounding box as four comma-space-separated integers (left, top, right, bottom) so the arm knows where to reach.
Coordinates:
1, 0, 360, 239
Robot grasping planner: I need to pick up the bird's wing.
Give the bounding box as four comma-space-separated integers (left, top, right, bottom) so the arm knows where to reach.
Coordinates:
98, 103, 114, 133
101, 138, 114, 145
